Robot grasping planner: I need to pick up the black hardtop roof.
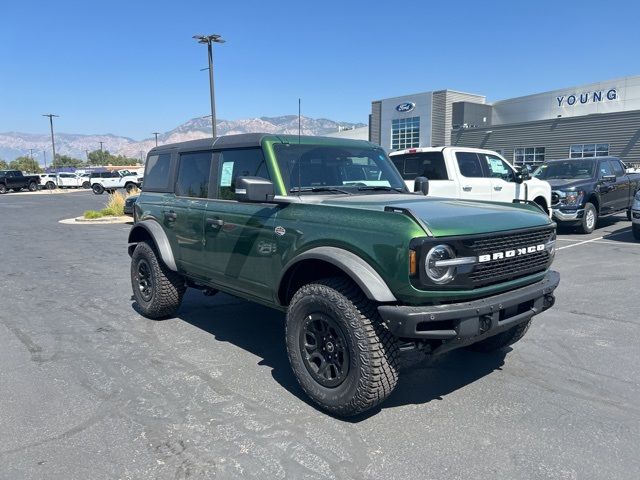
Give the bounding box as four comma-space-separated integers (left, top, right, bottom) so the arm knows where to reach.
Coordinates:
148, 133, 375, 156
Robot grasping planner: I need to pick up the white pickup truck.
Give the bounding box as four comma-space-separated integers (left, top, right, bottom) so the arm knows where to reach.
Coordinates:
90, 170, 143, 194
389, 146, 552, 214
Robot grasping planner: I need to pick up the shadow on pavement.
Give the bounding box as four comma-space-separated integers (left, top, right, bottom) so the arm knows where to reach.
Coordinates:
164, 291, 508, 421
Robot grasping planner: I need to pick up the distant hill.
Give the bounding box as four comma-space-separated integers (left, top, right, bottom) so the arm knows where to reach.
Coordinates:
0, 116, 366, 163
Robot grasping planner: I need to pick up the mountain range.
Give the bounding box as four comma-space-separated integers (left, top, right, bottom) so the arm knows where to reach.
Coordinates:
0, 116, 366, 163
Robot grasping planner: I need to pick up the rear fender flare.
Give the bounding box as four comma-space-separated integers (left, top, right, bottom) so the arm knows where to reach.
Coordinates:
127, 220, 177, 271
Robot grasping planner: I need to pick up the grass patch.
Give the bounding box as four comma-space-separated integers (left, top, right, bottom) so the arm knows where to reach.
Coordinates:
83, 191, 127, 219
83, 210, 104, 219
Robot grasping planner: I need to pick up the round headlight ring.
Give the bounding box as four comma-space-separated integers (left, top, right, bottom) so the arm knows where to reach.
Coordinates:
425, 244, 456, 285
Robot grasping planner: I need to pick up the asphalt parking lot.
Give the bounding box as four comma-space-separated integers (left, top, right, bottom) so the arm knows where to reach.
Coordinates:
1, 192, 639, 480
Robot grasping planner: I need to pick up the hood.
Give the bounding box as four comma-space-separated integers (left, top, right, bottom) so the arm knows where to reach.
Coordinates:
545, 178, 593, 189
319, 194, 552, 237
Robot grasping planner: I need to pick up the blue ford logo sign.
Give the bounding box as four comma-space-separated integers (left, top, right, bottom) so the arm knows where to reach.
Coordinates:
396, 102, 415, 113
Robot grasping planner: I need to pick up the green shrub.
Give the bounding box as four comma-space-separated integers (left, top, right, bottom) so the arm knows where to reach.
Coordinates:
83, 210, 104, 219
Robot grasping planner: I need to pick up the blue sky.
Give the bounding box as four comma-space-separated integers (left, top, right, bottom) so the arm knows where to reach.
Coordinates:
1, 0, 639, 140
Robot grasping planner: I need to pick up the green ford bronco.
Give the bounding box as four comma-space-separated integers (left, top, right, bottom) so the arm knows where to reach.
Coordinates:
128, 134, 559, 416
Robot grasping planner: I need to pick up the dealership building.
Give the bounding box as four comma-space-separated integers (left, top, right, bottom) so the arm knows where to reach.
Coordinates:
369, 75, 640, 167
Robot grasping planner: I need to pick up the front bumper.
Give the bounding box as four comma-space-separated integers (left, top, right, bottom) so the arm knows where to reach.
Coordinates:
552, 207, 584, 224
378, 271, 560, 354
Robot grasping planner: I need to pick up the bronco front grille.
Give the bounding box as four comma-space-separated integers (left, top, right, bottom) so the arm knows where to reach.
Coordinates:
463, 227, 554, 288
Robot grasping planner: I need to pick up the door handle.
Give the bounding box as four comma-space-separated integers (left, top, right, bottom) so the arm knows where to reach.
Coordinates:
163, 210, 177, 222
206, 217, 224, 228
493, 185, 503, 191
463, 186, 473, 192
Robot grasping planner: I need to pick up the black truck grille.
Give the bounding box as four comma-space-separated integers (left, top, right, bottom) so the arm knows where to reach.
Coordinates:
464, 227, 554, 287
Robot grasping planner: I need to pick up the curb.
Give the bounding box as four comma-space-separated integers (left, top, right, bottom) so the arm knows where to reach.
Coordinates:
59, 216, 133, 225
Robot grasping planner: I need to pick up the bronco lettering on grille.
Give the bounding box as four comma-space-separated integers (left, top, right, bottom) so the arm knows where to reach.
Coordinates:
478, 244, 545, 263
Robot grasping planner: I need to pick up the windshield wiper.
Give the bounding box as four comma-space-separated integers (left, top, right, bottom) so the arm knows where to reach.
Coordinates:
290, 186, 352, 195
356, 185, 405, 192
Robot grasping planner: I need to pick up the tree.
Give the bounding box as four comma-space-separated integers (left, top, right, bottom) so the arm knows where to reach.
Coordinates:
9, 156, 42, 173
0, 159, 8, 170
87, 149, 141, 166
53, 154, 84, 168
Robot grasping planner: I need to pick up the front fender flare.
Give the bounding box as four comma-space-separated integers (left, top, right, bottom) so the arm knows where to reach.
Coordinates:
280, 246, 397, 303
128, 220, 177, 271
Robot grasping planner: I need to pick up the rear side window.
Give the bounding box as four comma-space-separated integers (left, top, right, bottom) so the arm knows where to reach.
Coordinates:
456, 152, 485, 178
391, 152, 448, 180
175, 151, 213, 198
143, 153, 172, 191
610, 160, 625, 177
216, 148, 269, 200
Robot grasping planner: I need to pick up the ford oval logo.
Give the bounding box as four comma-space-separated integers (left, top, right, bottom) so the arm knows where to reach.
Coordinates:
396, 102, 415, 113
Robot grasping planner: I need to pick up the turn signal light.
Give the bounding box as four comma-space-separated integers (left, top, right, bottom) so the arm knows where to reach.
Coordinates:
409, 249, 417, 276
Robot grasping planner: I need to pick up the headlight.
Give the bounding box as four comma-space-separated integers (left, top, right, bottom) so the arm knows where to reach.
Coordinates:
425, 245, 456, 284
561, 190, 584, 206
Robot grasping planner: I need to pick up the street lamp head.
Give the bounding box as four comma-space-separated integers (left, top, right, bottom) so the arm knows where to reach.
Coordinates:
193, 33, 225, 44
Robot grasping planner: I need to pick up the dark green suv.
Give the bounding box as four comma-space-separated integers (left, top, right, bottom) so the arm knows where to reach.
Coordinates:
128, 134, 559, 416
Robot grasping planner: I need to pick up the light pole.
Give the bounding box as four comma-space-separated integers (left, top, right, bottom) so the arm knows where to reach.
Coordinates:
42, 114, 59, 167
152, 132, 160, 147
193, 33, 225, 138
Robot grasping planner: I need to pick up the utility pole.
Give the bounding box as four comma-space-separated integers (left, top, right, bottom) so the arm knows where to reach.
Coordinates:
193, 34, 225, 139
152, 132, 160, 147
42, 114, 59, 167
29, 148, 36, 159
43, 150, 47, 169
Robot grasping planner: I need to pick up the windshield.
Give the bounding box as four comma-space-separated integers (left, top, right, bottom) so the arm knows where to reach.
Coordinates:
273, 144, 407, 194
533, 160, 596, 180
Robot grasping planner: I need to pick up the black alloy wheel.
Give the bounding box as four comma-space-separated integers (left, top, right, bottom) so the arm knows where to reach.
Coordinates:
82, 181, 90, 189
135, 258, 154, 303
300, 313, 350, 388
92, 184, 105, 195
46, 181, 56, 190
28, 182, 38, 191
0, 183, 7, 194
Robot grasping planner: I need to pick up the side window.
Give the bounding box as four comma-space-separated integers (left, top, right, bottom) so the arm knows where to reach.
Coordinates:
175, 151, 212, 198
484, 155, 516, 182
143, 153, 172, 191
610, 160, 625, 177
456, 152, 484, 178
216, 148, 269, 200
599, 161, 613, 178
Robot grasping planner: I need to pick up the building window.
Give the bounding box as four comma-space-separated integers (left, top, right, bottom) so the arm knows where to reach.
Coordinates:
514, 146, 545, 166
391, 117, 420, 150
569, 143, 609, 158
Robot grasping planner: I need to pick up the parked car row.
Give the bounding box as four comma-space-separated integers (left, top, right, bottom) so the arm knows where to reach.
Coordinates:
39, 172, 91, 189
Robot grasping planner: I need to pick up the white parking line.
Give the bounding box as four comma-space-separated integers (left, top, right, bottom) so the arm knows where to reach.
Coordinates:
557, 237, 604, 250
557, 227, 632, 250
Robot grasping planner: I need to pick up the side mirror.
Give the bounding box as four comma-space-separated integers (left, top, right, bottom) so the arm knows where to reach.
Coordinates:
414, 176, 429, 195
601, 174, 616, 183
235, 176, 275, 202
515, 166, 530, 184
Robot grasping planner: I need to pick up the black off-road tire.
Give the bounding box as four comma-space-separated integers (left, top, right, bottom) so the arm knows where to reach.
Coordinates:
466, 319, 532, 353
125, 182, 136, 194
0, 183, 7, 194
46, 181, 56, 190
82, 181, 91, 189
131, 242, 185, 319
28, 181, 38, 191
633, 223, 640, 240
578, 202, 597, 234
285, 277, 400, 417
92, 183, 105, 195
